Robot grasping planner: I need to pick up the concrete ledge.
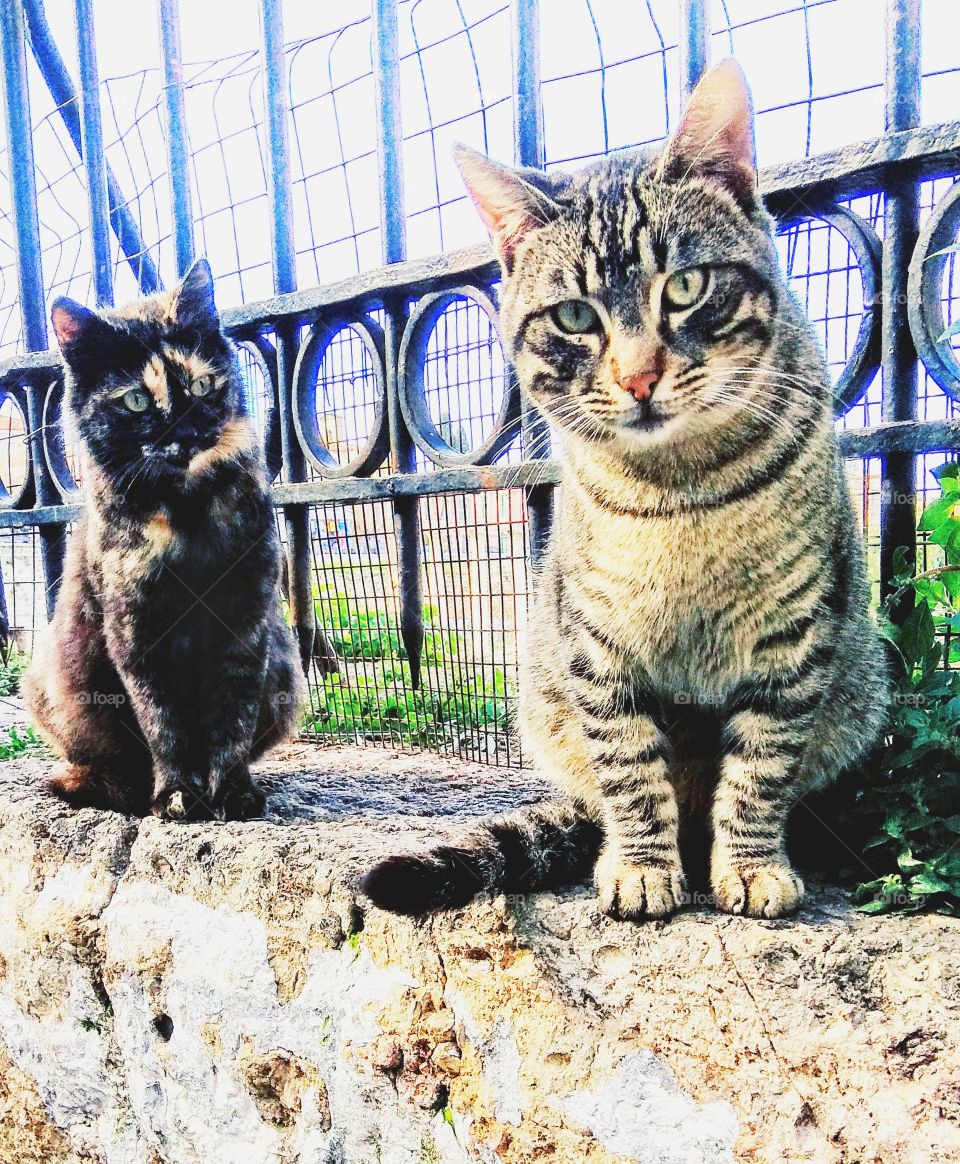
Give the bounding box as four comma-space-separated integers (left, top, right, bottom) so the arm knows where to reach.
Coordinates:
1, 745, 959, 1163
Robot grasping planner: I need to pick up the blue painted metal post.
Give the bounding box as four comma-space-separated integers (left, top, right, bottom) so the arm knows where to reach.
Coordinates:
23, 0, 160, 292
158, 0, 195, 277
680, 0, 710, 98
74, 0, 113, 305
511, 0, 552, 562
373, 0, 424, 689
880, 0, 921, 617
0, 0, 66, 617
259, 0, 315, 673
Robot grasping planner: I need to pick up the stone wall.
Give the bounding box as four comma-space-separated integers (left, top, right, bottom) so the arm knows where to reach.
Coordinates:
1, 745, 959, 1163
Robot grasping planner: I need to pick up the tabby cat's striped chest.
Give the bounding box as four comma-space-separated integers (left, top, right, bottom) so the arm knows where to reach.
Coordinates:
550, 494, 819, 692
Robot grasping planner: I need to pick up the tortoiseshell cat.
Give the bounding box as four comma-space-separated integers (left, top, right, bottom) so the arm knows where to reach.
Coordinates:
25, 260, 303, 820
362, 61, 887, 919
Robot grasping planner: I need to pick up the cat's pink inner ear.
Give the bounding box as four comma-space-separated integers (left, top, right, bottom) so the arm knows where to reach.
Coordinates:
668, 58, 757, 197
50, 299, 90, 350
454, 145, 552, 267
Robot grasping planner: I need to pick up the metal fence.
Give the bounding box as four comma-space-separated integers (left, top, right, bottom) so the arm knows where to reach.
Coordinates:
0, 0, 958, 766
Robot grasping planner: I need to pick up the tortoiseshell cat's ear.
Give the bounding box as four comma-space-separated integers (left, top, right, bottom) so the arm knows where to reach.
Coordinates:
663, 57, 757, 209
453, 144, 565, 271
171, 257, 219, 330
50, 297, 116, 368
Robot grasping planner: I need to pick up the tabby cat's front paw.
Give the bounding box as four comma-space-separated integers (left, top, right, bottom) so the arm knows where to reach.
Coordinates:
594, 848, 686, 920
712, 858, 804, 918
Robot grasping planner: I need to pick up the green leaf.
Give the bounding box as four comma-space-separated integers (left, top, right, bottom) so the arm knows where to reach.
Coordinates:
899, 600, 936, 670
919, 491, 960, 531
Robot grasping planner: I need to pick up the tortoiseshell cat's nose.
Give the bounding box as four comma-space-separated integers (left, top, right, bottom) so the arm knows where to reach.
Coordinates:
162, 440, 194, 465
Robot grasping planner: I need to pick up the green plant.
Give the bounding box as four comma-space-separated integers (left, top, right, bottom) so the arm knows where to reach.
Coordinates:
853, 461, 960, 916
0, 644, 28, 699
305, 586, 510, 751
0, 725, 49, 761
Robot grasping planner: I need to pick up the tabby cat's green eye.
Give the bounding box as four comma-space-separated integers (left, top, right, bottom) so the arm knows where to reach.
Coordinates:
551, 300, 601, 335
123, 388, 150, 413
190, 374, 216, 398
663, 266, 710, 311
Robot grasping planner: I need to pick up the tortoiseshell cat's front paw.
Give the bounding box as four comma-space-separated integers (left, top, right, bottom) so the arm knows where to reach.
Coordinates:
594, 848, 686, 921
213, 781, 266, 822
711, 859, 804, 918
151, 784, 216, 822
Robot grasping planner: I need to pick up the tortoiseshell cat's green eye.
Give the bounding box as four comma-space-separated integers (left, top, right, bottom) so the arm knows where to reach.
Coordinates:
663, 266, 710, 311
552, 299, 601, 335
190, 374, 216, 398
123, 388, 150, 413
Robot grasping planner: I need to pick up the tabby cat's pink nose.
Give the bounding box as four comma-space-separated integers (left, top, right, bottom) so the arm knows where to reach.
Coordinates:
621, 369, 659, 403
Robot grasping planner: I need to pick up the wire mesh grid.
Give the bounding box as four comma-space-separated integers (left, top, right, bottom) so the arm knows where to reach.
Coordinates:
418, 488, 527, 765
302, 498, 411, 749
298, 490, 527, 765
0, 524, 54, 653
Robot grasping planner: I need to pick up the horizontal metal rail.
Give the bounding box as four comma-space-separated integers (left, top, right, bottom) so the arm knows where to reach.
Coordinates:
8, 412, 960, 534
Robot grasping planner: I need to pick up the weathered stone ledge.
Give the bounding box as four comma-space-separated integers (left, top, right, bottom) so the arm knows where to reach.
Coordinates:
1, 744, 959, 1164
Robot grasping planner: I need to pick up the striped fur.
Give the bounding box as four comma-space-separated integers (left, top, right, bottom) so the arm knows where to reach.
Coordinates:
361, 60, 887, 920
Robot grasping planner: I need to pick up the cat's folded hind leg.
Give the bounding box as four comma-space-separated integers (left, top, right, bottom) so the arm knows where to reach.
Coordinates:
47, 761, 152, 815
24, 613, 153, 815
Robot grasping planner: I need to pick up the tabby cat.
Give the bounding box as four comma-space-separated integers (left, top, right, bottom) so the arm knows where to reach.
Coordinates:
362, 60, 887, 920
24, 259, 304, 820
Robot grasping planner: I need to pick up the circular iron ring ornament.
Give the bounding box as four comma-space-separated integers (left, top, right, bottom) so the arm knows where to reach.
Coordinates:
292, 315, 390, 479
908, 177, 960, 399
779, 204, 882, 417
0, 385, 36, 509
236, 336, 283, 483
398, 286, 520, 467
41, 377, 80, 500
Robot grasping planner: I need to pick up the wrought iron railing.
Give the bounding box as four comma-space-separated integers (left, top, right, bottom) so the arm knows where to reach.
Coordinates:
0, 0, 957, 765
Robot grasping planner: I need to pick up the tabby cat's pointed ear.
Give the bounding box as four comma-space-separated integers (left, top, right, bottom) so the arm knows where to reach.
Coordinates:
171, 257, 219, 330
665, 58, 757, 208
454, 144, 562, 271
50, 298, 115, 367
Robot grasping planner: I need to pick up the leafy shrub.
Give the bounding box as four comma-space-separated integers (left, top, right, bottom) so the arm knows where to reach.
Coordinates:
853, 462, 960, 916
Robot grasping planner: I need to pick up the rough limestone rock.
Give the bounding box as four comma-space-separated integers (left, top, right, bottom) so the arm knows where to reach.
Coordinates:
1, 743, 960, 1164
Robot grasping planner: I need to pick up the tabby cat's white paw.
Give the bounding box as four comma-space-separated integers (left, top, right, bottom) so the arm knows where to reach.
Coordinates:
712, 859, 804, 918
594, 848, 686, 920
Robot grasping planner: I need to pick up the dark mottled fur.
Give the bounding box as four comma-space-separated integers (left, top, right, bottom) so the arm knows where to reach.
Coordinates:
362, 62, 887, 920
24, 260, 304, 819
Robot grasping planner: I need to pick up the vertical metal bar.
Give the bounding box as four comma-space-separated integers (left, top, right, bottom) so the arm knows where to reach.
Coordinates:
0, 0, 66, 616
679, 0, 710, 98
374, 0, 406, 268
74, 0, 113, 305
23, 0, 160, 292
373, 0, 424, 689
880, 0, 921, 618
158, 0, 195, 277
260, 0, 296, 297
511, 0, 553, 562
259, 0, 315, 672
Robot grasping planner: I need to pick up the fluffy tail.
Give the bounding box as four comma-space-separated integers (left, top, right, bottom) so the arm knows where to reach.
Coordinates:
360, 801, 602, 915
